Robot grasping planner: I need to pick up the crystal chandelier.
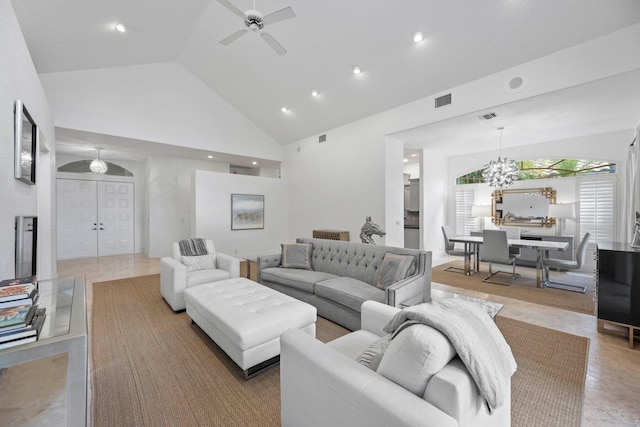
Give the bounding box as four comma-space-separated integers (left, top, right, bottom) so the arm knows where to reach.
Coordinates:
90, 148, 108, 174
482, 127, 518, 188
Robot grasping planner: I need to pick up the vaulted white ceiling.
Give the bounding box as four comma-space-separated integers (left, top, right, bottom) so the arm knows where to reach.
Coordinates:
11, 0, 640, 150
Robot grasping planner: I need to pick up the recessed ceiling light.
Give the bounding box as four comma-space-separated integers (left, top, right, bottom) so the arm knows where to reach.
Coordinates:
281, 106, 289, 113
352, 65, 362, 75
311, 89, 319, 97
207, 155, 213, 159
413, 32, 424, 43
114, 23, 126, 33
403, 158, 408, 163
410, 154, 417, 157
252, 161, 258, 166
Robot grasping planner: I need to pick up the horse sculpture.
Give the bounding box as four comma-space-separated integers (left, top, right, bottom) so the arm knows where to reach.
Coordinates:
632, 211, 640, 248
360, 216, 386, 244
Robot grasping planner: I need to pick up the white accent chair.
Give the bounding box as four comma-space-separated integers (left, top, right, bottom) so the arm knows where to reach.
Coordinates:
543, 232, 591, 293
280, 301, 511, 427
160, 239, 240, 311
481, 230, 518, 285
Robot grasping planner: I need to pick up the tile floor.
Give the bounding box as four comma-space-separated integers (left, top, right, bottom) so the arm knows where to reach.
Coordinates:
55, 253, 640, 426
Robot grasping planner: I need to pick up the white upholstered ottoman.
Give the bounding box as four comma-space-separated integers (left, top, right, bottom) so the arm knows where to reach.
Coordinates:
184, 277, 317, 378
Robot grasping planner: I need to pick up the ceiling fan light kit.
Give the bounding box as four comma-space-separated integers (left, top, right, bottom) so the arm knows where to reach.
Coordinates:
217, 0, 296, 56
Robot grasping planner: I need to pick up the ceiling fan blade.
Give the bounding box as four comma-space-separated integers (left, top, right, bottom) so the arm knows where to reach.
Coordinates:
260, 32, 287, 55
262, 7, 296, 25
219, 29, 248, 45
216, 0, 245, 18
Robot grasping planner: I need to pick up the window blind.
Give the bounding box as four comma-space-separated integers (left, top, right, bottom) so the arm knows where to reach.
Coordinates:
579, 177, 615, 244
455, 188, 475, 236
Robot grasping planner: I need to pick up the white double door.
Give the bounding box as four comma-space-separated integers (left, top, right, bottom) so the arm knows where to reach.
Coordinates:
57, 179, 134, 260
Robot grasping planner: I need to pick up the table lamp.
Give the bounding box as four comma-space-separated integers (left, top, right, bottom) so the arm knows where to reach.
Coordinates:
471, 204, 492, 231
548, 203, 575, 236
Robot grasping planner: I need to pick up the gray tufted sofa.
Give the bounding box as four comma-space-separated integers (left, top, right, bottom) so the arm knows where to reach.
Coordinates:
257, 237, 432, 331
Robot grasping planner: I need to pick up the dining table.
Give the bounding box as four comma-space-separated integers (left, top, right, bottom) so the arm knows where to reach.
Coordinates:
448, 235, 569, 287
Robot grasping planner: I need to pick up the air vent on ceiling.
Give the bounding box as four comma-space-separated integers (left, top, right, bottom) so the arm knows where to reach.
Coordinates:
479, 112, 497, 120
319, 134, 326, 143
435, 93, 452, 108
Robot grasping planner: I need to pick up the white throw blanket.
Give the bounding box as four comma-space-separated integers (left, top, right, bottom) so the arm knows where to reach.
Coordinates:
383, 299, 517, 412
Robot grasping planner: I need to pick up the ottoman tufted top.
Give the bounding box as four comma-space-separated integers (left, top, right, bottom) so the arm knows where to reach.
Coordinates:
184, 278, 317, 350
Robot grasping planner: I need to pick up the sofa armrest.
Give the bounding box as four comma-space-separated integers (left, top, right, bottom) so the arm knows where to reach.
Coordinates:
360, 301, 400, 336
160, 257, 188, 311
280, 329, 457, 427
216, 252, 240, 278
256, 254, 281, 282
385, 251, 432, 307
424, 358, 511, 427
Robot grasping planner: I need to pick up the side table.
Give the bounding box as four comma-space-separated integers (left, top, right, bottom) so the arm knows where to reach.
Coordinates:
0, 275, 87, 426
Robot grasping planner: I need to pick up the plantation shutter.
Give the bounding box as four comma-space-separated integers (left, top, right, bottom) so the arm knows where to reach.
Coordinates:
579, 177, 615, 244
455, 188, 475, 236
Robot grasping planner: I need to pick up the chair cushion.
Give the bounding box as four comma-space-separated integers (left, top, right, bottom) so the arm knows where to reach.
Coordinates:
376, 324, 457, 396
182, 254, 216, 272
376, 253, 416, 289
186, 268, 230, 288
315, 277, 385, 312
260, 268, 337, 293
280, 243, 313, 270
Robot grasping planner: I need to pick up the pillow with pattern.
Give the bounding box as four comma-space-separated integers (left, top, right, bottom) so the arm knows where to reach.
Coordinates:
182, 254, 216, 272
376, 253, 416, 289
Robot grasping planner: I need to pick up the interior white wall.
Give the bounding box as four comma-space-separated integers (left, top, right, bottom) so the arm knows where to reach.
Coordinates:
403, 162, 420, 180
282, 120, 387, 244
420, 149, 448, 253
1, 0, 55, 279
193, 171, 288, 258
38, 62, 284, 161
148, 157, 229, 257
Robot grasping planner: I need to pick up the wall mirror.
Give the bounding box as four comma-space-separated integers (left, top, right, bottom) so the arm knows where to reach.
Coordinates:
492, 187, 556, 227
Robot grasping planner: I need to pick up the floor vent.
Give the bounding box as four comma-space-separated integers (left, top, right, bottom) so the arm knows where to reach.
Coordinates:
435, 93, 452, 108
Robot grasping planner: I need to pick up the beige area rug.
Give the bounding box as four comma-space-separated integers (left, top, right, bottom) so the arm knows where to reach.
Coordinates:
91, 274, 589, 427
433, 260, 596, 315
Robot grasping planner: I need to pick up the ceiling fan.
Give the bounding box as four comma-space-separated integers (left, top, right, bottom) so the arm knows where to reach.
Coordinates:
217, 0, 296, 56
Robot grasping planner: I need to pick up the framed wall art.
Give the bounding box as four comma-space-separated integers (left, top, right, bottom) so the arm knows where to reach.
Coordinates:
14, 100, 37, 185
231, 194, 264, 230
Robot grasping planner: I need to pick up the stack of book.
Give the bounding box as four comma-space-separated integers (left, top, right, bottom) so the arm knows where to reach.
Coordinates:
0, 276, 46, 350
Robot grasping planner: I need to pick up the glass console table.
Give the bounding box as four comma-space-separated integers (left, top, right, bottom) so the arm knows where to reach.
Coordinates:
0, 276, 87, 426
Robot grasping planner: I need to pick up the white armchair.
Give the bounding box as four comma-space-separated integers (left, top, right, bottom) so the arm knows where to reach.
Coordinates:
280, 301, 511, 427
160, 239, 240, 311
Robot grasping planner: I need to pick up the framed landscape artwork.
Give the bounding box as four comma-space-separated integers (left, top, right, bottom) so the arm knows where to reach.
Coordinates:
14, 100, 37, 185
231, 194, 264, 230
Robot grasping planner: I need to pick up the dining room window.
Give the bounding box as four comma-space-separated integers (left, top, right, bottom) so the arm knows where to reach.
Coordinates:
579, 176, 615, 245
455, 188, 475, 236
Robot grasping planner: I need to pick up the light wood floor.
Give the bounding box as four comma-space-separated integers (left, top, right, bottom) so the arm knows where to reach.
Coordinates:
56, 253, 640, 426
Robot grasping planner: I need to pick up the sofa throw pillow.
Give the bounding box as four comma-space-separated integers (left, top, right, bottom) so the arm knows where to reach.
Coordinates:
280, 243, 313, 270
182, 254, 216, 272
376, 324, 457, 396
376, 253, 416, 289
356, 335, 392, 371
